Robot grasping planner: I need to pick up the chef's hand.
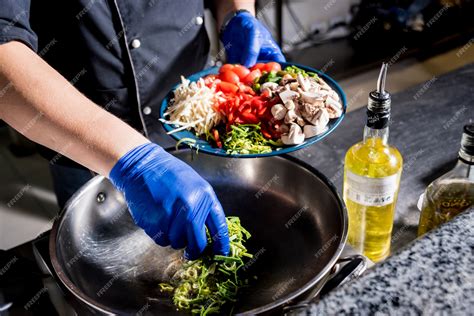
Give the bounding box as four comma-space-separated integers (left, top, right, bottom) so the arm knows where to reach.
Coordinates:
221, 10, 285, 67
109, 143, 230, 259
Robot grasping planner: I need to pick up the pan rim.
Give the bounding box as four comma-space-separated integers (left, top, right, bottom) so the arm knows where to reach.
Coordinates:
49, 150, 348, 315
49, 175, 118, 315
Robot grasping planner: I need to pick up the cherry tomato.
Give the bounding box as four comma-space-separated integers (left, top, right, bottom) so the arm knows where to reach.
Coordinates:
232, 65, 250, 80
250, 63, 266, 71
219, 64, 235, 74
220, 70, 240, 84
264, 62, 281, 73
242, 69, 262, 85
217, 81, 239, 94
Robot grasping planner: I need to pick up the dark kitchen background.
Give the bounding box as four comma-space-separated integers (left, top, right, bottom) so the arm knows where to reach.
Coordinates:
1, 0, 473, 314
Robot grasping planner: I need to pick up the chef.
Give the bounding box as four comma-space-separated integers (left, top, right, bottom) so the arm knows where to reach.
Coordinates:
0, 0, 284, 258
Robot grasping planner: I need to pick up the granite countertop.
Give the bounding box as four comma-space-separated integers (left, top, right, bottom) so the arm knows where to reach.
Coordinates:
291, 207, 474, 315
286, 64, 474, 314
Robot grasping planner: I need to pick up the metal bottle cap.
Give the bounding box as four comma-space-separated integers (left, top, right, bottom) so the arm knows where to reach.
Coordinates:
460, 123, 474, 160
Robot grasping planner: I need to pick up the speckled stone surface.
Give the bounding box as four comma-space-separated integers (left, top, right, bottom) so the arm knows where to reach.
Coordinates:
290, 207, 474, 315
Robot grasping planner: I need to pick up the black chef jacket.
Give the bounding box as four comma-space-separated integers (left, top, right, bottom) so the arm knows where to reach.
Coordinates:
0, 0, 210, 166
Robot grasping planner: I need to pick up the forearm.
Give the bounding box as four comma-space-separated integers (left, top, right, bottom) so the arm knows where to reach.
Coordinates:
213, 0, 255, 29
0, 41, 148, 176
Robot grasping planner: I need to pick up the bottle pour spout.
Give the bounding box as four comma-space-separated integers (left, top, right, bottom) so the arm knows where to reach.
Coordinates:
377, 62, 388, 95
368, 62, 391, 112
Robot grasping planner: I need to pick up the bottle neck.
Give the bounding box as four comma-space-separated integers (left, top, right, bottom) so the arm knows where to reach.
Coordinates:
458, 149, 474, 166
363, 125, 389, 144
454, 152, 474, 181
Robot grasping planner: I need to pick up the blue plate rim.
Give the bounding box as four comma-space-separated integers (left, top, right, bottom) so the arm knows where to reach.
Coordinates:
159, 61, 347, 158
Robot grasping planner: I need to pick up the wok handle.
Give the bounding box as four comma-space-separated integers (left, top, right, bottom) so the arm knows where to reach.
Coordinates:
283, 254, 367, 314
319, 254, 367, 297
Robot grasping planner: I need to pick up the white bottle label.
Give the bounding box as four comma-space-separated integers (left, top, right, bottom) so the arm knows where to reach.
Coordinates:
345, 171, 400, 207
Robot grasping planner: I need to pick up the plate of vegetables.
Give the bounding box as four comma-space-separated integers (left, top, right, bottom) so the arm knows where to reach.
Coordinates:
159, 61, 346, 157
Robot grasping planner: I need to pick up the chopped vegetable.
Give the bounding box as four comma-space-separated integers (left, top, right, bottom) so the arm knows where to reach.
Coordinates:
160, 76, 223, 135
159, 217, 252, 315
175, 137, 197, 150
219, 64, 235, 74
263, 62, 281, 73
162, 62, 342, 154
250, 63, 266, 71
255, 70, 282, 86
283, 65, 319, 78
220, 70, 240, 84
232, 65, 251, 80
242, 69, 261, 85
224, 123, 282, 155
217, 81, 239, 94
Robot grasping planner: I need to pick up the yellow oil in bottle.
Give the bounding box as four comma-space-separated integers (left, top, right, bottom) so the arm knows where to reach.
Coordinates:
344, 137, 403, 262
418, 124, 474, 236
343, 63, 403, 263
418, 180, 474, 235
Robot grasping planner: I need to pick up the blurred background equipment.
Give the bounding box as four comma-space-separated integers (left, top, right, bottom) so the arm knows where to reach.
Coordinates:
251, 0, 474, 79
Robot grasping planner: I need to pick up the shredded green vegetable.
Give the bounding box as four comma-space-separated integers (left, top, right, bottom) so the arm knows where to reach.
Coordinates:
159, 217, 253, 315
223, 123, 282, 155
175, 137, 197, 150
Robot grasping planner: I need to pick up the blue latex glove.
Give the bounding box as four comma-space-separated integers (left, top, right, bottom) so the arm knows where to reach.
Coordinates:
109, 143, 230, 259
221, 11, 285, 67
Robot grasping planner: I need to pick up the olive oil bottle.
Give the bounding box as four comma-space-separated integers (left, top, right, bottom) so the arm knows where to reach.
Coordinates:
343, 63, 403, 262
418, 124, 474, 236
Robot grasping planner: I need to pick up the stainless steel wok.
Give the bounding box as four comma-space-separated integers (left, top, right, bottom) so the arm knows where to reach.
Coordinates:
49, 149, 351, 315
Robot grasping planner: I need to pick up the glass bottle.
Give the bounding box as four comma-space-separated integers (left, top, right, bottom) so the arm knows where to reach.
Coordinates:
343, 63, 403, 262
418, 124, 474, 236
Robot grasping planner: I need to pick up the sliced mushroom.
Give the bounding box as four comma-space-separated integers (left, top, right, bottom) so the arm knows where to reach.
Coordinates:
271, 103, 287, 120
301, 91, 324, 104
301, 102, 323, 121
280, 77, 297, 86
279, 124, 289, 134
261, 82, 279, 91
297, 73, 310, 92
284, 109, 298, 124
284, 99, 296, 111
278, 90, 299, 104
289, 82, 299, 91
318, 89, 331, 97
281, 123, 305, 145
308, 80, 321, 91
304, 124, 328, 138
326, 102, 342, 119
320, 85, 331, 92
305, 108, 330, 127
326, 97, 342, 111
282, 73, 293, 81
294, 109, 305, 126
